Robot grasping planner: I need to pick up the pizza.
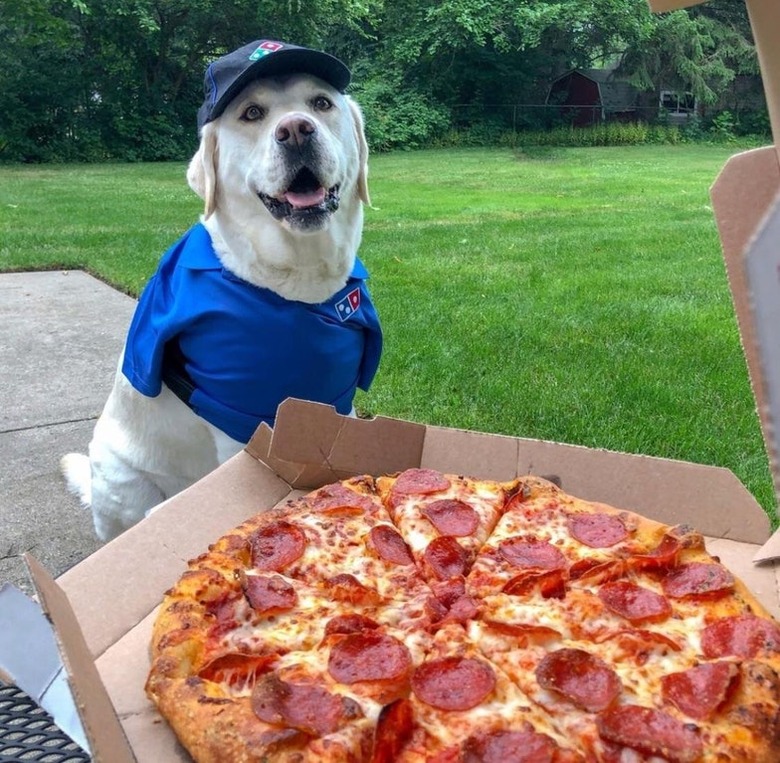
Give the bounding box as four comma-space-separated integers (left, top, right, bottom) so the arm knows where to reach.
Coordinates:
145, 469, 780, 762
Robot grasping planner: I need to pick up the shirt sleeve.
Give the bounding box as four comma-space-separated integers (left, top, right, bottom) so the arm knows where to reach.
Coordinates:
119, 232, 201, 398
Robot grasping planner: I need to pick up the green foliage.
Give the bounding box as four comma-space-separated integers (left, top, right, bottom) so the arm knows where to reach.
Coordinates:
350, 68, 451, 151
708, 110, 737, 143
0, 0, 767, 160
510, 122, 681, 148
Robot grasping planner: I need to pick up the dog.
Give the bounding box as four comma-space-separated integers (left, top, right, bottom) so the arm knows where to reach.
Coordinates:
61, 40, 382, 542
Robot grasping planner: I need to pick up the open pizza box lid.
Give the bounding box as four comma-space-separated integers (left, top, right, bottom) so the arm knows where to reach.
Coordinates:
15, 1, 780, 760
647, 3, 780, 560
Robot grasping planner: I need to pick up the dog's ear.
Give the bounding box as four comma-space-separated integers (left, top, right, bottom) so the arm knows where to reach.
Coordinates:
186, 123, 218, 219
347, 97, 371, 207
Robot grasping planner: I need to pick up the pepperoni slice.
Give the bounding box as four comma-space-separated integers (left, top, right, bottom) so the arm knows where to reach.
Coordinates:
661, 661, 739, 720
422, 499, 479, 536
661, 562, 735, 599
447, 594, 479, 622
598, 581, 672, 623
324, 573, 380, 605
597, 628, 683, 658
249, 521, 306, 571
324, 613, 380, 636
431, 577, 466, 607
372, 699, 415, 763
309, 483, 376, 515
412, 656, 496, 711
205, 593, 242, 625
568, 512, 628, 548
596, 705, 703, 762
462, 727, 560, 763
251, 673, 362, 736
198, 652, 277, 687
242, 574, 297, 614
536, 648, 621, 712
393, 468, 451, 496
569, 558, 626, 585
425, 594, 449, 623
503, 569, 567, 600
701, 615, 780, 658
424, 536, 469, 580
369, 525, 414, 566
499, 537, 566, 570
483, 620, 562, 642
630, 534, 682, 571
328, 632, 412, 684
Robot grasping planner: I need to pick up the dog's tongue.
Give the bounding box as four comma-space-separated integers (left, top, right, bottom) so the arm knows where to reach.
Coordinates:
284, 187, 326, 209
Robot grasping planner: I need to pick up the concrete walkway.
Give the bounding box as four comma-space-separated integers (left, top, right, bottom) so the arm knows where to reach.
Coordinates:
0, 271, 136, 594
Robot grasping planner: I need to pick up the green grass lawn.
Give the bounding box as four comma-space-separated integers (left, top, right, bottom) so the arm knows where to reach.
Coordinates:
1, 145, 775, 521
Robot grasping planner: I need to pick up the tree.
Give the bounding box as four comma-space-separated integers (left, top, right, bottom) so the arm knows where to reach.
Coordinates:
0, 0, 382, 161
0, 0, 764, 160
619, 0, 759, 107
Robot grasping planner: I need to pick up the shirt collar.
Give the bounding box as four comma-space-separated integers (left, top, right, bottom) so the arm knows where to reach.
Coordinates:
180, 223, 369, 281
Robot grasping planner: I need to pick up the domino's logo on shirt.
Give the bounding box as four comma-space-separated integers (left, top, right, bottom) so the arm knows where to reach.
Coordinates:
335, 288, 361, 322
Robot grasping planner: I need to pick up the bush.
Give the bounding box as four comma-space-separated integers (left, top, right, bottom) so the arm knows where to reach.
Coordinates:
511, 122, 682, 148
351, 75, 451, 152
708, 111, 738, 143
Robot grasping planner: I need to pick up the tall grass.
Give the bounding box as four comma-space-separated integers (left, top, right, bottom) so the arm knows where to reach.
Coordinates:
0, 145, 774, 520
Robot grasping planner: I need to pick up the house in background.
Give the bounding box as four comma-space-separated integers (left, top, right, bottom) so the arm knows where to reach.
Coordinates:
546, 67, 697, 125
546, 68, 643, 126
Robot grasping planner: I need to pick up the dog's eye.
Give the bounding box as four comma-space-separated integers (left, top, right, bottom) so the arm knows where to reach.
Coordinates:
241, 104, 266, 121
313, 96, 333, 112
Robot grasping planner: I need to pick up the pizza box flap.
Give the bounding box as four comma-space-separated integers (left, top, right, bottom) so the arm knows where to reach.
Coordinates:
24, 554, 135, 763
702, 0, 780, 560
262, 399, 770, 545
740, 196, 780, 561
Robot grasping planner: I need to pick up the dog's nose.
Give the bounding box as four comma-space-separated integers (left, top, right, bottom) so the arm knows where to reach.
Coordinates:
275, 115, 316, 146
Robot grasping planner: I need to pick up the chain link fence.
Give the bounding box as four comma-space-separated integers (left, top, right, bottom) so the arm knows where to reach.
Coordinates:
450, 103, 701, 132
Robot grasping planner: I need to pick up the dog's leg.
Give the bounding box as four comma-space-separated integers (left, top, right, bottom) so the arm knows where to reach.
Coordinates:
87, 439, 166, 541
63, 363, 221, 541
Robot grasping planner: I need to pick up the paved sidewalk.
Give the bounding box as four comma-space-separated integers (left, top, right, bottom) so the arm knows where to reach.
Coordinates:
0, 271, 136, 594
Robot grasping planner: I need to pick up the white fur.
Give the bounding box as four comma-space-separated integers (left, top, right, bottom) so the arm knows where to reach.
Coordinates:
62, 74, 370, 541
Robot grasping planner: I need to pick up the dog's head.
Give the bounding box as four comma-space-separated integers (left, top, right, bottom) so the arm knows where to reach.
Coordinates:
187, 74, 369, 235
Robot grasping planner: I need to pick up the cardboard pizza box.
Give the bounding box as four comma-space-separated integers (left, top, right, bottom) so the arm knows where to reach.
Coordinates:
22, 398, 780, 761
14, 0, 780, 760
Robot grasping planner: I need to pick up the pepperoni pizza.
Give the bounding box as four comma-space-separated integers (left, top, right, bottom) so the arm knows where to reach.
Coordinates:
145, 470, 780, 762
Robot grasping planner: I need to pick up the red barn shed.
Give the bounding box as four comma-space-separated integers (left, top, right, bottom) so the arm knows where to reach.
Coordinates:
547, 68, 641, 126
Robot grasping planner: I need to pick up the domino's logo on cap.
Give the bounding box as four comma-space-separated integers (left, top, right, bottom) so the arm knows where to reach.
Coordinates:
249, 41, 284, 60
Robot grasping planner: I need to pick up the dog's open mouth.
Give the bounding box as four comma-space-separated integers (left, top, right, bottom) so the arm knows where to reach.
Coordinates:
259, 167, 340, 226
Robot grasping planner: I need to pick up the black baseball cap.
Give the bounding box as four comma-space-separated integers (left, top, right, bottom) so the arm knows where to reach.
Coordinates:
197, 40, 351, 129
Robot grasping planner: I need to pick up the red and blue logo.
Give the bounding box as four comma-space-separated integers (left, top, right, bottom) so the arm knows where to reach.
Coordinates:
250, 41, 284, 60
335, 288, 361, 321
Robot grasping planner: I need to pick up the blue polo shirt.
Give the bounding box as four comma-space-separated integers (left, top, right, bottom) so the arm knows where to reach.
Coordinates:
121, 224, 382, 442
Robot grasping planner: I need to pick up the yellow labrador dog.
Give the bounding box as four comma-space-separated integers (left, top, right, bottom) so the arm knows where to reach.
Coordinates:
62, 41, 382, 541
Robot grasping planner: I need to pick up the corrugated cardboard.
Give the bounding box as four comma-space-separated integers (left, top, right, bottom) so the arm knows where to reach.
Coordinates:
16, 1, 780, 760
